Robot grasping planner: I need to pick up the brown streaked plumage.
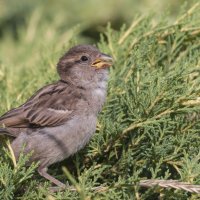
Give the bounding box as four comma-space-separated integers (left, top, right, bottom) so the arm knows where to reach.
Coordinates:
0, 44, 113, 189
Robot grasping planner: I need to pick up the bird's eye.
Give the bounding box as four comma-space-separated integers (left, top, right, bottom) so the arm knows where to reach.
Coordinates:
81, 56, 88, 62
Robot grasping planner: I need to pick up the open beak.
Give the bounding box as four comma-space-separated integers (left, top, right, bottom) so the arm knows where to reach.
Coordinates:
91, 53, 113, 69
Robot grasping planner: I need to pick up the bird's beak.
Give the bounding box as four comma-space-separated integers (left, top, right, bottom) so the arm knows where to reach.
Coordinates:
91, 54, 113, 69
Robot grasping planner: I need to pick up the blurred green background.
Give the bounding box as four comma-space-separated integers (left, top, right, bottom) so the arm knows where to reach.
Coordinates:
0, 0, 192, 43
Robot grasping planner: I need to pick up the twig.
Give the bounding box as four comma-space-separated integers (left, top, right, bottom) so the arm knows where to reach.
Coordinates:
104, 120, 153, 153
118, 15, 145, 45
174, 2, 200, 25
104, 108, 174, 153
129, 25, 200, 51
6, 140, 17, 168
181, 97, 200, 106
53, 179, 200, 194
145, 92, 165, 115
139, 179, 200, 194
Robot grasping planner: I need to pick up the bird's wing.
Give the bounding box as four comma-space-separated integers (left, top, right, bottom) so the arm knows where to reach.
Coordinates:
0, 82, 80, 128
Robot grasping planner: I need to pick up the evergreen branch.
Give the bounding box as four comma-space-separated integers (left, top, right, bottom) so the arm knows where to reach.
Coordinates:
104, 120, 152, 153
105, 108, 174, 153
145, 92, 165, 115
128, 24, 177, 50
129, 25, 200, 50
127, 2, 200, 51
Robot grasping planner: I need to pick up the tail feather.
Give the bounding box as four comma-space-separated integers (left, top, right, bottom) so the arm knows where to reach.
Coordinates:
0, 128, 15, 137
0, 127, 8, 133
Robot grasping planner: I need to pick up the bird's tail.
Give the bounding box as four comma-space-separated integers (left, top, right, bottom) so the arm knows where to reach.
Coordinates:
0, 127, 7, 134
0, 128, 14, 137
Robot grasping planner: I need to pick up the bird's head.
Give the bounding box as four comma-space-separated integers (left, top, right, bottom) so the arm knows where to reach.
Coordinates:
57, 45, 113, 88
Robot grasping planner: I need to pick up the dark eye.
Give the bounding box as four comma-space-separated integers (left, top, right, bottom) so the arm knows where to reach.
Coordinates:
81, 56, 88, 62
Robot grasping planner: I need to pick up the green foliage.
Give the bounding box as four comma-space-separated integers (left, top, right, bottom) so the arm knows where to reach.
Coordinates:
0, 141, 46, 200
1, 1, 200, 199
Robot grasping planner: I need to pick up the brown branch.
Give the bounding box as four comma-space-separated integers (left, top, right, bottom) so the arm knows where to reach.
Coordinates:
51, 179, 200, 194
139, 179, 200, 194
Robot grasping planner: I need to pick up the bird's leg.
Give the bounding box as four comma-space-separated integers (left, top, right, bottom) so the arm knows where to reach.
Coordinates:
38, 166, 66, 189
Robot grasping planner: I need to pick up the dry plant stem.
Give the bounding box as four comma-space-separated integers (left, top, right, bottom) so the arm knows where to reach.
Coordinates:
52, 179, 200, 194
118, 15, 145, 45
174, 2, 200, 25
139, 179, 200, 194
6, 140, 17, 168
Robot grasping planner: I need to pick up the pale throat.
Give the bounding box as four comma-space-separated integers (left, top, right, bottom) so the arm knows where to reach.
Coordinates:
93, 77, 108, 108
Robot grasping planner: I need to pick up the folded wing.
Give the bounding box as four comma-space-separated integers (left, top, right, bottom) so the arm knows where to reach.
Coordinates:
0, 82, 78, 131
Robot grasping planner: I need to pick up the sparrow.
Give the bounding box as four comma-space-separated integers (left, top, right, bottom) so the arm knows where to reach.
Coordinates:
0, 45, 113, 188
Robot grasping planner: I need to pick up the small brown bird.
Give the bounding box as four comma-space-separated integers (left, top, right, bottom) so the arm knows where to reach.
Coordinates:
0, 45, 113, 188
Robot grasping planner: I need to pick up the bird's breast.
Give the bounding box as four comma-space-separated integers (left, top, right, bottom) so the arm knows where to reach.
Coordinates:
88, 87, 107, 114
